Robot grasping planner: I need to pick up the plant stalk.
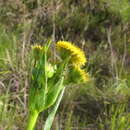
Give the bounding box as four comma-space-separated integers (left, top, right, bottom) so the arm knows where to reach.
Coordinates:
26, 110, 39, 130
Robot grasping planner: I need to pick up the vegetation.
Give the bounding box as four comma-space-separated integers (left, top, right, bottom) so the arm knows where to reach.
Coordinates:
0, 0, 130, 129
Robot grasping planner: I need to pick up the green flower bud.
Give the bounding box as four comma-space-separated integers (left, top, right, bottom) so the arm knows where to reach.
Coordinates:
46, 64, 56, 78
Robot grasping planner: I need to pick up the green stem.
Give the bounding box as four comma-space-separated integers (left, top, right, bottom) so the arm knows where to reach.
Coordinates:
44, 49, 48, 106
26, 110, 39, 130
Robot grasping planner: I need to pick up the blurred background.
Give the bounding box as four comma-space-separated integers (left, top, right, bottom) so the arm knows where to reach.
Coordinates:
0, 0, 130, 129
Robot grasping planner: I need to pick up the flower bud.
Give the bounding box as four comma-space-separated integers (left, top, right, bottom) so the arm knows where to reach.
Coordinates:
46, 63, 56, 78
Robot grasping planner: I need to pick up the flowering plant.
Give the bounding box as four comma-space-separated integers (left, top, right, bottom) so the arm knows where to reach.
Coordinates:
27, 41, 89, 130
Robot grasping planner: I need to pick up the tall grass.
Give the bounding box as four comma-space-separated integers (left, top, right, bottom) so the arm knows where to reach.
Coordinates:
0, 24, 29, 129
98, 104, 130, 130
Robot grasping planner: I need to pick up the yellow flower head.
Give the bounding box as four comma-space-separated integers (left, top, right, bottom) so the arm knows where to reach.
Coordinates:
32, 45, 43, 50
74, 65, 89, 82
56, 41, 86, 66
32, 45, 43, 60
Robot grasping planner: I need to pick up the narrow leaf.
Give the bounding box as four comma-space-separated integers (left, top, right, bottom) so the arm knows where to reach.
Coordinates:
43, 87, 65, 130
44, 77, 64, 110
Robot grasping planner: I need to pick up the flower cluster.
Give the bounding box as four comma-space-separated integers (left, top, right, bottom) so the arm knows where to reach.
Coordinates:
28, 41, 90, 130
56, 41, 89, 82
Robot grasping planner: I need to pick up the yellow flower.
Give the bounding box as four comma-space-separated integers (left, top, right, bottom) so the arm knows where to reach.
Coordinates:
32, 45, 43, 60
74, 65, 89, 82
56, 41, 86, 66
32, 45, 43, 50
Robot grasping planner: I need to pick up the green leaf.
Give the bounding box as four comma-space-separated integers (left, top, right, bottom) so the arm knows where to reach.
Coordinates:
44, 77, 64, 110
43, 87, 65, 130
